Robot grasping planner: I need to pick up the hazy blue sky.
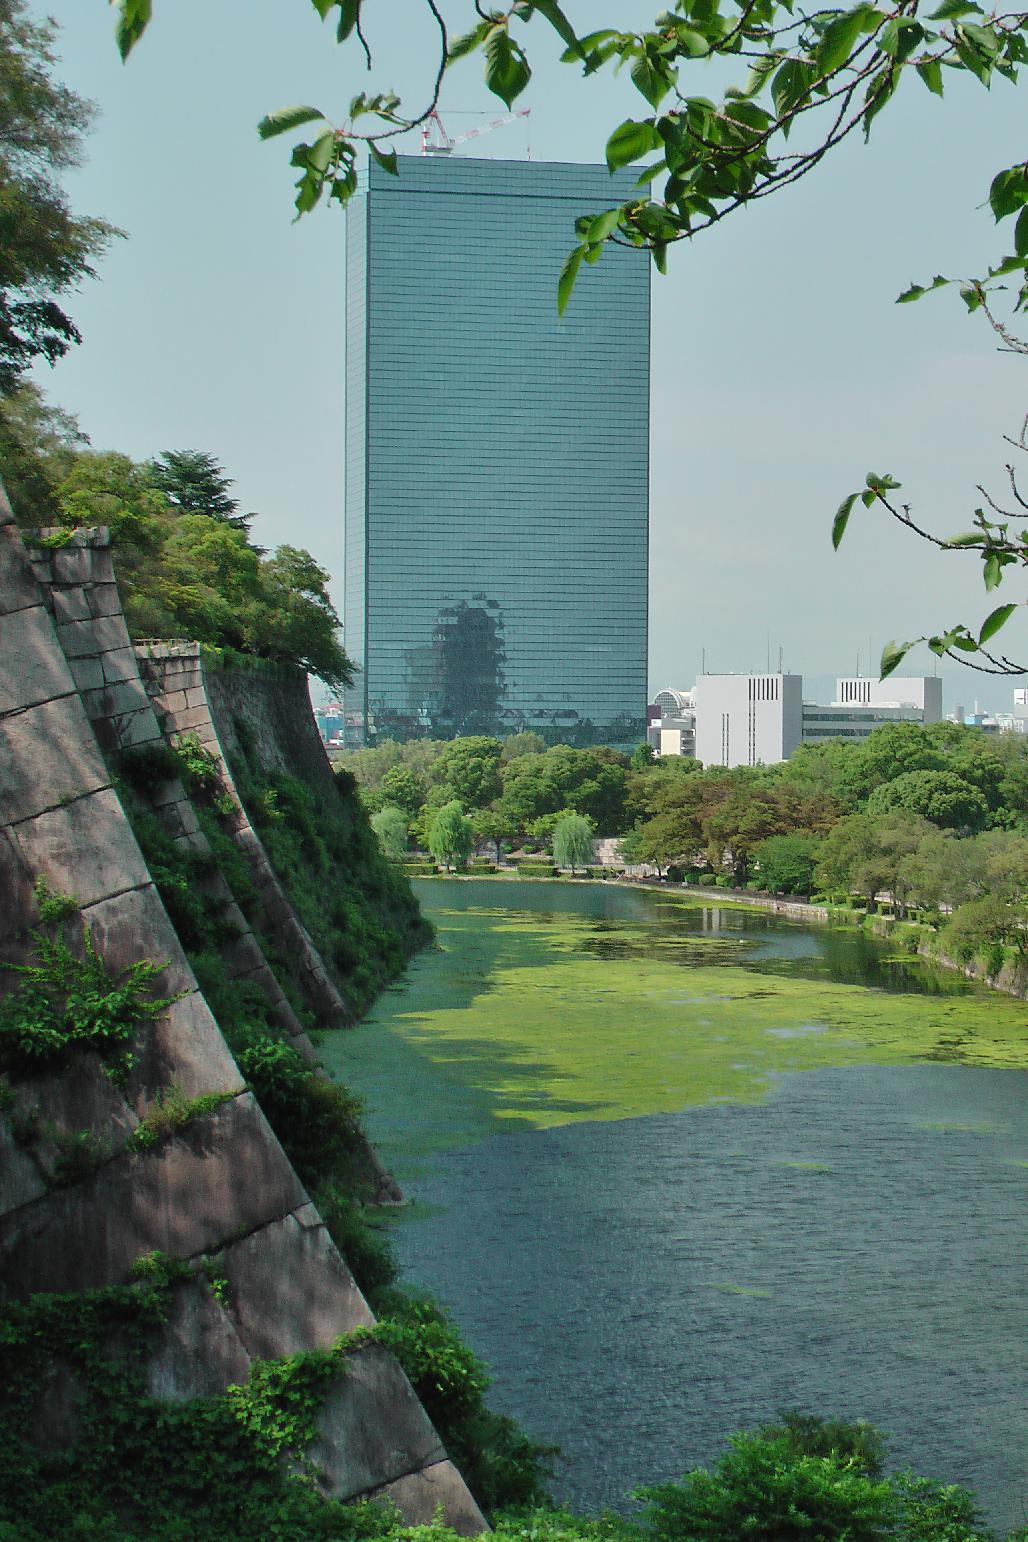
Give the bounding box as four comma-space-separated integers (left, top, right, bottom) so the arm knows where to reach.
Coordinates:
25, 1, 1027, 712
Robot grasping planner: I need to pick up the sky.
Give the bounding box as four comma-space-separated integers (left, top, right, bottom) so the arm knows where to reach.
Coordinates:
24, 0, 1028, 714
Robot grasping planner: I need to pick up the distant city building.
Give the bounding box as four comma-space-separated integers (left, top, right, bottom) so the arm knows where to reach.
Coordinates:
314, 703, 345, 744
1012, 689, 1028, 733
694, 673, 803, 768
801, 675, 943, 743
647, 688, 695, 758
343, 154, 650, 746
658, 673, 944, 767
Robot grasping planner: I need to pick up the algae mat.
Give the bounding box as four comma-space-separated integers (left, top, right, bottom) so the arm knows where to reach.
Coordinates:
321, 881, 1028, 1165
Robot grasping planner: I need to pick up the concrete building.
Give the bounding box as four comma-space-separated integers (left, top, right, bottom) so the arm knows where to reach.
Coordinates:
647, 688, 695, 757
801, 676, 943, 744
693, 673, 803, 768
343, 154, 650, 745
663, 674, 944, 766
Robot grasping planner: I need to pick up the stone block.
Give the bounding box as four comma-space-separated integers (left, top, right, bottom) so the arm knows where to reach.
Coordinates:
185, 688, 208, 709
80, 677, 153, 724
101, 645, 140, 685
159, 689, 189, 717
309, 1344, 446, 1501
52, 544, 113, 585
68, 656, 105, 692
0, 606, 75, 714
112, 708, 163, 750
124, 987, 241, 1108
0, 1115, 47, 1212
88, 583, 122, 618
173, 704, 213, 731
11, 1049, 139, 1154
221, 1210, 374, 1362
146, 1280, 251, 1402
11, 787, 150, 909
56, 615, 126, 658
0, 1093, 305, 1298
0, 694, 109, 824
0, 527, 44, 615
78, 883, 198, 1001
373, 1461, 488, 1536
51, 588, 91, 625
0, 828, 38, 943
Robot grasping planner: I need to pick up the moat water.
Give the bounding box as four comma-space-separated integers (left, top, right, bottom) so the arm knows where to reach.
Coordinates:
323, 880, 1028, 1532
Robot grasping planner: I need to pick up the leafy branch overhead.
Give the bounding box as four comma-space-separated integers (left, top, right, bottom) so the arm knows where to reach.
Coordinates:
111, 0, 1028, 297
111, 0, 1028, 677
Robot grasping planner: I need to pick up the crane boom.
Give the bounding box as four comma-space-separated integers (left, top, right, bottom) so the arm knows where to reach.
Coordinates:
420, 108, 531, 156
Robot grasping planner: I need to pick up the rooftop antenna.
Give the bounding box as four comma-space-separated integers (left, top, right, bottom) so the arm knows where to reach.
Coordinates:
701, 648, 706, 675
420, 107, 531, 156
778, 645, 783, 673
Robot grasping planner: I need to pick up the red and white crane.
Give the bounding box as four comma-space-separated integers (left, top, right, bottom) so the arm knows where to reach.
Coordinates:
420, 108, 531, 156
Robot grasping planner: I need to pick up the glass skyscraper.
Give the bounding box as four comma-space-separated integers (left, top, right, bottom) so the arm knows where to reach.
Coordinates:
344, 155, 649, 745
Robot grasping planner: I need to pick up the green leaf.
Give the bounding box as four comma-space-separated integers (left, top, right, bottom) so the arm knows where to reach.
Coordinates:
1015, 207, 1028, 258
979, 602, 1017, 643
832, 493, 858, 550
984, 551, 1003, 590
896, 282, 926, 303
258, 105, 329, 141
336, 0, 360, 42
631, 51, 674, 109
369, 141, 398, 175
989, 164, 1028, 221
880, 640, 912, 678
944, 532, 985, 547
916, 57, 944, 94
114, 0, 152, 60
307, 129, 337, 175
526, 0, 582, 58
878, 17, 924, 59
557, 245, 586, 316
447, 20, 490, 63
484, 26, 530, 107
605, 119, 662, 171
586, 208, 621, 243
310, 0, 336, 18
815, 9, 868, 74
928, 0, 981, 15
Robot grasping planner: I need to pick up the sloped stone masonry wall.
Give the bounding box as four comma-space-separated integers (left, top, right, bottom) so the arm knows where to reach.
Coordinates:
137, 641, 350, 1030
0, 500, 484, 1532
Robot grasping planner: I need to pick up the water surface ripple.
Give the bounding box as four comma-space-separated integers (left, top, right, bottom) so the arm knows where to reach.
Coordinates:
328, 882, 1027, 1531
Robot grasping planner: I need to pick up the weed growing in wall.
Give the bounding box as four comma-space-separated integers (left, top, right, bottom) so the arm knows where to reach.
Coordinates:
0, 883, 174, 1079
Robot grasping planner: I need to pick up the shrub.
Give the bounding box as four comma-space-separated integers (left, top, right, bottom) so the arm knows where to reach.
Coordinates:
234, 1035, 365, 1193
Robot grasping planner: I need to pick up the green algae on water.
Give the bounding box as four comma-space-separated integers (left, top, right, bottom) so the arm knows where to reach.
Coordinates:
321, 884, 1028, 1165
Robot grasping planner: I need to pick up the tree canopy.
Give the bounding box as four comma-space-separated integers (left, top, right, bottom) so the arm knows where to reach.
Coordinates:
0, 0, 114, 393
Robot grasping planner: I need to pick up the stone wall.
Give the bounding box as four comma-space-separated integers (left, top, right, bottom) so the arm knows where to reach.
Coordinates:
0, 504, 484, 1532
136, 641, 351, 1029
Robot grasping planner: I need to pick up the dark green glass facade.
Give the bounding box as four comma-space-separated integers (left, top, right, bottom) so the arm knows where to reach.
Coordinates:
344, 155, 649, 745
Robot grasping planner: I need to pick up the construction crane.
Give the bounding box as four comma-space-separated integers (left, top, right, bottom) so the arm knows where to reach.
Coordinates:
420, 108, 531, 157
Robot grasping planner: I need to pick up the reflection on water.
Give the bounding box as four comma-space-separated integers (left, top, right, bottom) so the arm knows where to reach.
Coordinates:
427, 879, 973, 996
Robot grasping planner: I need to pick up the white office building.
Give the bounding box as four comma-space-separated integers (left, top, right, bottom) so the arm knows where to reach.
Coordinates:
663, 673, 943, 767
801, 676, 943, 744
694, 674, 803, 768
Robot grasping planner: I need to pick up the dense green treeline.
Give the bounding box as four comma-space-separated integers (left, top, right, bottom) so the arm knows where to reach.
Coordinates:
340, 722, 1028, 979
1, 384, 350, 687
